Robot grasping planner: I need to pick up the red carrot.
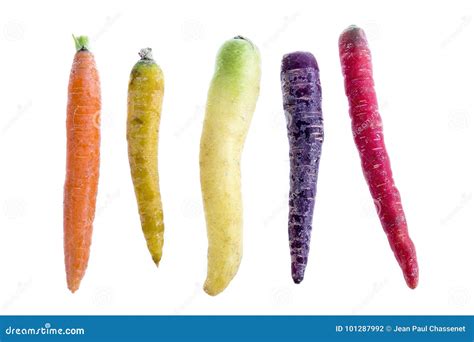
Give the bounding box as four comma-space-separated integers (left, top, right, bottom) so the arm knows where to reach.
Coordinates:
339, 25, 419, 289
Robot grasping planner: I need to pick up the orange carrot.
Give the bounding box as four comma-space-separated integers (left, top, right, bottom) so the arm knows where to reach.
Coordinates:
63, 36, 101, 293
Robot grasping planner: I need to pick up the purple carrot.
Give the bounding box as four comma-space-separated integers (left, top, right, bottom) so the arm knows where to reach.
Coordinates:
281, 52, 324, 283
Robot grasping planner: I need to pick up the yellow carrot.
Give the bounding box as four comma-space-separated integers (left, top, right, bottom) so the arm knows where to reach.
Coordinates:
127, 48, 165, 265
200, 36, 261, 295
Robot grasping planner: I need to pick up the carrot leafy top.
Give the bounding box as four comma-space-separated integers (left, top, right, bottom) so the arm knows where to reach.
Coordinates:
73, 35, 90, 52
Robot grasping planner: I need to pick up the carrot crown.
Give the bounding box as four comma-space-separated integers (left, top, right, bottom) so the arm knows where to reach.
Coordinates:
139, 48, 154, 60
73, 35, 90, 51
233, 35, 256, 50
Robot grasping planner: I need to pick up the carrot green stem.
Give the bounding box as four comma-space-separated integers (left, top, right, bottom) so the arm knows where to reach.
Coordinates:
73, 35, 89, 51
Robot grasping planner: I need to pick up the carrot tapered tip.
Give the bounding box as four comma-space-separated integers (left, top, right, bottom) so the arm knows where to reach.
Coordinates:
404, 268, 419, 289
404, 274, 418, 289
407, 278, 418, 289
67, 280, 80, 293
291, 264, 306, 284
152, 254, 162, 267
292, 275, 304, 284
73, 35, 90, 52
203, 283, 222, 297
66, 268, 85, 293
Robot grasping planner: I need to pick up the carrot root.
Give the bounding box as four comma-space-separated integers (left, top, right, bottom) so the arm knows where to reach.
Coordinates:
64, 35, 101, 293
339, 25, 419, 289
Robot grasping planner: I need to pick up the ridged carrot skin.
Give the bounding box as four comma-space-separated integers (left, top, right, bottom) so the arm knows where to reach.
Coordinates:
339, 25, 419, 289
127, 48, 165, 265
200, 37, 261, 296
281, 52, 323, 284
64, 36, 101, 293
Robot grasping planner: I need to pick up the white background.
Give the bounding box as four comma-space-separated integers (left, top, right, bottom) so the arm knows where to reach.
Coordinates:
0, 0, 473, 315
